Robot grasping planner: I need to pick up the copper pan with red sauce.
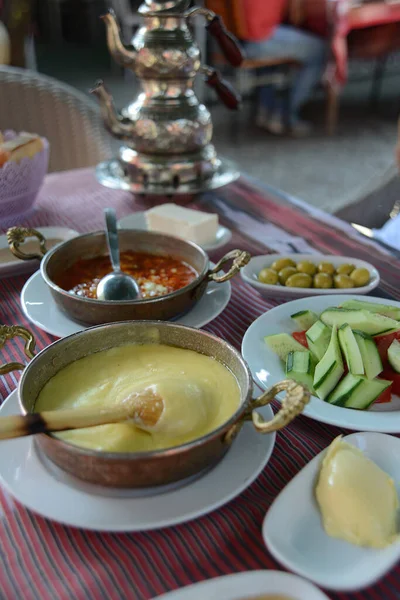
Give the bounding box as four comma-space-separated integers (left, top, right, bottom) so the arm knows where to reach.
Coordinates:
7, 227, 250, 326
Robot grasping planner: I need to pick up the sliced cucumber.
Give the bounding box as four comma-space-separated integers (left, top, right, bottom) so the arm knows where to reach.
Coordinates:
338, 324, 364, 375
327, 374, 391, 409
327, 373, 362, 406
320, 308, 400, 336
306, 320, 331, 361
290, 310, 319, 331
286, 350, 315, 393
353, 330, 383, 380
341, 299, 400, 321
264, 333, 308, 362
313, 325, 344, 400
388, 339, 400, 374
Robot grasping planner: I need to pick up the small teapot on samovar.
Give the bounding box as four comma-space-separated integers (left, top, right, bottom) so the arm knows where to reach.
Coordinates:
91, 0, 245, 194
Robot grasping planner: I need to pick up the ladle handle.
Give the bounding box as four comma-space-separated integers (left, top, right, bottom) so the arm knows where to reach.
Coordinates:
0, 404, 133, 440
104, 207, 121, 272
0, 389, 165, 440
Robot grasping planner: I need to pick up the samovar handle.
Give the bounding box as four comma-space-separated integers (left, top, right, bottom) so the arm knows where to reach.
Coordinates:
201, 66, 241, 110
206, 14, 244, 67
185, 7, 245, 68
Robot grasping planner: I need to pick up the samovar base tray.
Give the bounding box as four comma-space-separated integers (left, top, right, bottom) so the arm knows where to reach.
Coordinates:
95, 157, 240, 196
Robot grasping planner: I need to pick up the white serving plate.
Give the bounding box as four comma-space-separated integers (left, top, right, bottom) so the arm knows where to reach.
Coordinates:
242, 294, 400, 432
21, 270, 231, 338
153, 570, 329, 599
117, 211, 232, 253
263, 432, 400, 592
0, 226, 79, 278
241, 254, 380, 299
0, 389, 275, 532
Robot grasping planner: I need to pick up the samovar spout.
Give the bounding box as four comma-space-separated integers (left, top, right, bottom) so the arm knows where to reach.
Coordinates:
90, 81, 136, 140
101, 9, 136, 68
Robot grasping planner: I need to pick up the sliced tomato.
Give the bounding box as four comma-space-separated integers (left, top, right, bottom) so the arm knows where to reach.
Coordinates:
373, 384, 392, 404
374, 331, 400, 362
292, 331, 308, 348
379, 366, 400, 395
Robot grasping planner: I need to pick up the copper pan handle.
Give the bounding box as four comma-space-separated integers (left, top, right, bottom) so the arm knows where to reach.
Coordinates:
0, 325, 36, 375
208, 249, 251, 283
7, 226, 48, 261
224, 380, 310, 444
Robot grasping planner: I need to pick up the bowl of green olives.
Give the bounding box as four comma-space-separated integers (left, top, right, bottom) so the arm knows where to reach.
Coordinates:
240, 254, 380, 299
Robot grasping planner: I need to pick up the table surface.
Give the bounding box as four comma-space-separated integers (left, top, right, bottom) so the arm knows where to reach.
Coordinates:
1, 168, 400, 600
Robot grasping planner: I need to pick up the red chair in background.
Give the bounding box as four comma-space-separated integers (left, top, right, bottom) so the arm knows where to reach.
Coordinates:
300, 0, 400, 134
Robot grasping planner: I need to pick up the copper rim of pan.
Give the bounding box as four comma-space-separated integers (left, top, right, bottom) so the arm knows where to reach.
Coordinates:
17, 320, 253, 459
40, 229, 210, 306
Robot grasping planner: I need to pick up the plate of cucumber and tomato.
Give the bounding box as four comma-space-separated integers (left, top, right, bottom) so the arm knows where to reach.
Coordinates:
242, 295, 400, 432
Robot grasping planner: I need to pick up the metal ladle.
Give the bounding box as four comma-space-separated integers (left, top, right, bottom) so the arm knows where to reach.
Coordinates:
96, 208, 140, 301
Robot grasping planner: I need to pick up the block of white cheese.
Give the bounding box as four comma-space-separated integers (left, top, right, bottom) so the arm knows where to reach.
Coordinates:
145, 204, 218, 245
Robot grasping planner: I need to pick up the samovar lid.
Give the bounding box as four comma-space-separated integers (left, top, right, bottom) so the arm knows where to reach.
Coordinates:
139, 0, 191, 14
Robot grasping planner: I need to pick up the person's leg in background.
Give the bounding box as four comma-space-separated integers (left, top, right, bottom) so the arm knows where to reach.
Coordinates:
255, 68, 284, 134
243, 25, 327, 136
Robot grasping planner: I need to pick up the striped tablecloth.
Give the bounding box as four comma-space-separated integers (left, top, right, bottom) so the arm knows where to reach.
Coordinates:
1, 168, 400, 600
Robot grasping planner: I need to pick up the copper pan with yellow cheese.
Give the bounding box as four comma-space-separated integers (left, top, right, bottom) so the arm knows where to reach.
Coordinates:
0, 322, 310, 488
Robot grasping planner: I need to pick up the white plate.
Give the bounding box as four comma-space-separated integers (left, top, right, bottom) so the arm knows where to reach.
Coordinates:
241, 254, 380, 299
242, 294, 400, 432
153, 570, 329, 600
117, 212, 232, 253
0, 390, 275, 532
21, 270, 231, 338
263, 432, 400, 592
0, 226, 78, 278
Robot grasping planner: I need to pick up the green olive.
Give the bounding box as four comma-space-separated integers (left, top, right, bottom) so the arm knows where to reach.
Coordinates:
285, 273, 313, 288
279, 266, 298, 285
350, 267, 370, 287
271, 257, 296, 272
334, 274, 355, 289
336, 263, 355, 276
296, 260, 317, 276
258, 268, 278, 285
313, 273, 333, 289
318, 262, 335, 275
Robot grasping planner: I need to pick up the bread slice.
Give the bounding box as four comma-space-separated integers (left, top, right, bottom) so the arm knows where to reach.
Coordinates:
0, 133, 44, 165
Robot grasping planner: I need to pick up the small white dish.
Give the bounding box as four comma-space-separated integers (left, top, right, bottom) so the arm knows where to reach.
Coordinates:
117, 211, 232, 253
21, 270, 231, 338
153, 570, 329, 599
241, 254, 380, 299
242, 294, 400, 432
0, 390, 275, 532
263, 432, 400, 592
0, 226, 78, 278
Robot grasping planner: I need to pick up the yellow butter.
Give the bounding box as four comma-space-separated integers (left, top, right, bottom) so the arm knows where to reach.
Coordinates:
35, 344, 240, 453
315, 435, 399, 548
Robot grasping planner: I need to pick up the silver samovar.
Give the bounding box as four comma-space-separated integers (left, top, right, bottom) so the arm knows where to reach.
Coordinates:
91, 0, 244, 195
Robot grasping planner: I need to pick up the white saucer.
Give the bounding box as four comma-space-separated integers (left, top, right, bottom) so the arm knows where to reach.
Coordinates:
153, 570, 329, 600
21, 270, 231, 338
0, 390, 275, 532
263, 432, 400, 592
117, 212, 232, 253
0, 226, 78, 279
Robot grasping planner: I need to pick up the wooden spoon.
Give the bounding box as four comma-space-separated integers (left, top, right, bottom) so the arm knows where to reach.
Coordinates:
0, 388, 164, 440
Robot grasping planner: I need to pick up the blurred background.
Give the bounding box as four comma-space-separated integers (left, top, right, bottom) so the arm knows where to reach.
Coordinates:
1, 0, 400, 224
